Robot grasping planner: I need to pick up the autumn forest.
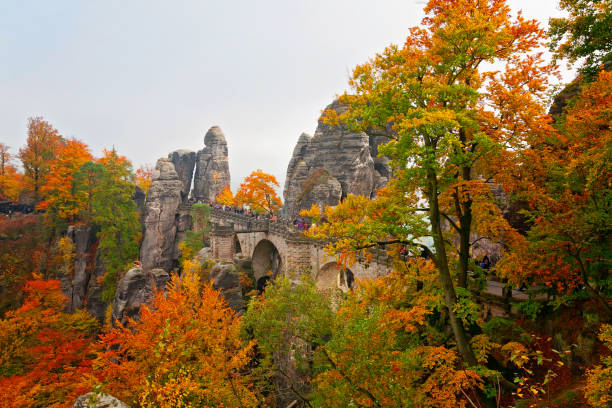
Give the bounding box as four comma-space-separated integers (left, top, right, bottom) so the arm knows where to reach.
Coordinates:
0, 1, 611, 407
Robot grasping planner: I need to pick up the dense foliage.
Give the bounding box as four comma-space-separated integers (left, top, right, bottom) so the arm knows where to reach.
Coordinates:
0, 0, 609, 407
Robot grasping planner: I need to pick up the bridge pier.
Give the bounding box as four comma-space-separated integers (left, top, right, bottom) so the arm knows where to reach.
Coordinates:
210, 225, 235, 262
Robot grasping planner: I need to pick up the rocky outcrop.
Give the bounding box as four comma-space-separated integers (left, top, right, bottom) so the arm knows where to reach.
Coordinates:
193, 126, 231, 203
85, 250, 107, 322
283, 100, 390, 217
63, 225, 94, 312
73, 393, 130, 408
140, 158, 183, 272
209, 263, 243, 313
110, 266, 169, 327
168, 149, 196, 202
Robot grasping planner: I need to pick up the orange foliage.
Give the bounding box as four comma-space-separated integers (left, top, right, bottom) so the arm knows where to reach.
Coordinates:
135, 164, 153, 194
216, 185, 235, 206
234, 169, 282, 213
19, 117, 64, 202
496, 70, 612, 300
0, 279, 98, 408
39, 138, 93, 224
95, 270, 258, 407
0, 144, 23, 201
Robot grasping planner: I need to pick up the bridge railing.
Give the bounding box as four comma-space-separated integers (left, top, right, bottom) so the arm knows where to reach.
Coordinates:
208, 206, 310, 238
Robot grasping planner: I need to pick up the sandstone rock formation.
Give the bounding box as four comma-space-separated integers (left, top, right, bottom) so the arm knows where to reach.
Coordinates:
140, 158, 183, 272
111, 266, 169, 327
193, 126, 230, 203
63, 225, 94, 312
168, 149, 196, 202
209, 263, 243, 313
73, 393, 130, 408
283, 100, 390, 217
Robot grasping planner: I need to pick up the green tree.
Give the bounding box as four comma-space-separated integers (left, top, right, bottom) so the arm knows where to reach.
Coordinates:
243, 276, 333, 406
93, 149, 141, 302
73, 161, 105, 223
549, 0, 612, 77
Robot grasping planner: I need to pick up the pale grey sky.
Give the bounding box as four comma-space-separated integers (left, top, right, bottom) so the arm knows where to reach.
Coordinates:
0, 0, 570, 192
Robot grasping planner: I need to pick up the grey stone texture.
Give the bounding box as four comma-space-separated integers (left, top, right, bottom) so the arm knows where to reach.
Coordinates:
283, 100, 390, 217
140, 158, 183, 272
193, 126, 231, 203
110, 266, 169, 327
168, 149, 196, 202
209, 263, 243, 313
73, 393, 130, 408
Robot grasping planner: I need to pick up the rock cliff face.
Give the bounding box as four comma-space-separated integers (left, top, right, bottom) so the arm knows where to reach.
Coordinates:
140, 158, 183, 272
73, 393, 130, 408
193, 126, 230, 203
168, 149, 196, 202
111, 266, 169, 327
283, 101, 390, 217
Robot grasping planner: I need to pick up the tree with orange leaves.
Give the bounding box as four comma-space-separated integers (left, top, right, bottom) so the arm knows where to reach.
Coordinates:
216, 185, 235, 206
19, 117, 64, 202
0, 143, 23, 201
496, 69, 612, 316
95, 269, 259, 407
39, 138, 93, 227
235, 169, 282, 214
309, 0, 554, 371
134, 164, 153, 195
0, 279, 98, 408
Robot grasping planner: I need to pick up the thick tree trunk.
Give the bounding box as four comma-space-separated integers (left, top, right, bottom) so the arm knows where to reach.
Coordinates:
427, 168, 478, 367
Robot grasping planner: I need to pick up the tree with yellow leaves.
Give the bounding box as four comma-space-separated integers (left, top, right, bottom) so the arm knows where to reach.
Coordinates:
216, 185, 235, 206
308, 0, 554, 374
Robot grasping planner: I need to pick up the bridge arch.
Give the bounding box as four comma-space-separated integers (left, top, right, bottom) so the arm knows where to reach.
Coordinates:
252, 239, 283, 282
316, 262, 354, 292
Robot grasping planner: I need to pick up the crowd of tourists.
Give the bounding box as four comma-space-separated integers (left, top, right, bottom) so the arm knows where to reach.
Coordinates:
201, 201, 312, 231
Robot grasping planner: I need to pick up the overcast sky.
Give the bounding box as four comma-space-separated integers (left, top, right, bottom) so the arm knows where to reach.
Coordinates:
1, 0, 571, 193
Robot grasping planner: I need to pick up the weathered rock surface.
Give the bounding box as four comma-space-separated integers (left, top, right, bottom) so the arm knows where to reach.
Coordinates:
140, 158, 183, 272
73, 393, 130, 408
111, 266, 169, 327
85, 250, 107, 322
283, 100, 390, 217
193, 126, 230, 203
209, 263, 243, 313
63, 225, 94, 312
168, 149, 196, 202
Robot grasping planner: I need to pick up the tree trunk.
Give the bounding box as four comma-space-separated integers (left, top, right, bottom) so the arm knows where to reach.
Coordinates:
427, 167, 478, 367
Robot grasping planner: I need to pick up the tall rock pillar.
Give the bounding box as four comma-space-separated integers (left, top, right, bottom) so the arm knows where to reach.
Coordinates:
193, 126, 231, 203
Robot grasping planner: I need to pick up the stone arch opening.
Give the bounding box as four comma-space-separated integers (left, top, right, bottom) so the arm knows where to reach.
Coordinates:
234, 236, 242, 255
252, 239, 282, 281
316, 262, 354, 292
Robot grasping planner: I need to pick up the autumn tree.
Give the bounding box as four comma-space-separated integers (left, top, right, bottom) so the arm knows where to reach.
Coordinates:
497, 69, 612, 315
309, 0, 553, 371
235, 169, 282, 214
549, 0, 612, 77
0, 143, 22, 201
216, 185, 235, 206
585, 324, 612, 407
39, 138, 93, 228
134, 164, 153, 195
96, 270, 259, 408
93, 149, 141, 302
311, 262, 485, 408
0, 279, 98, 408
19, 117, 64, 202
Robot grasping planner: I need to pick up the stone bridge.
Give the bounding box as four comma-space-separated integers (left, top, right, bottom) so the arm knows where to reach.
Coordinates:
208, 207, 393, 290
